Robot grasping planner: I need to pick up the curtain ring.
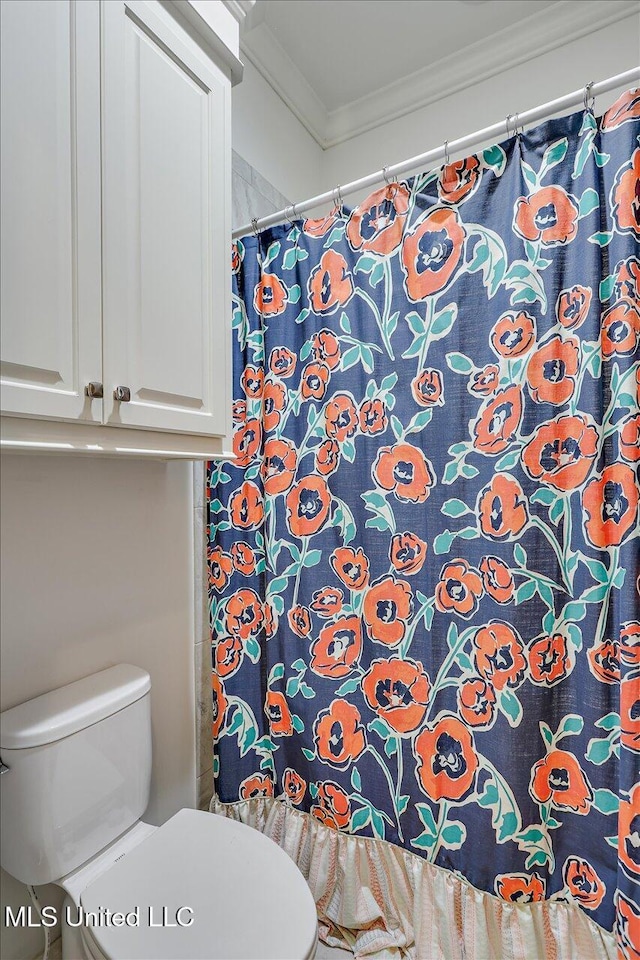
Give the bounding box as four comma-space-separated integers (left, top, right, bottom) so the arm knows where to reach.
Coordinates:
285, 203, 298, 226
382, 165, 391, 186
332, 185, 344, 214
505, 114, 513, 137
251, 217, 259, 238
444, 140, 450, 166
514, 112, 523, 139
583, 80, 595, 113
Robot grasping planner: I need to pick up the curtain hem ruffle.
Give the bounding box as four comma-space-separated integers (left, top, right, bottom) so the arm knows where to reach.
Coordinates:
210, 794, 616, 960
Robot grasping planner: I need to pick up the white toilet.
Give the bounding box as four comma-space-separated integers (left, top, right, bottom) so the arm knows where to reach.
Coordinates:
0, 664, 318, 960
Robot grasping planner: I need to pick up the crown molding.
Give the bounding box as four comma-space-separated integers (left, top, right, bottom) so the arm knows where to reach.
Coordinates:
240, 21, 330, 144
221, 0, 256, 24
240, 0, 640, 150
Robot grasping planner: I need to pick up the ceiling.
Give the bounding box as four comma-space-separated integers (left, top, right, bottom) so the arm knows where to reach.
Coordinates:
237, 0, 639, 147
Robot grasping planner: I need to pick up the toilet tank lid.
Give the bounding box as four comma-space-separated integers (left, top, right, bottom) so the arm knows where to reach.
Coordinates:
0, 665, 150, 750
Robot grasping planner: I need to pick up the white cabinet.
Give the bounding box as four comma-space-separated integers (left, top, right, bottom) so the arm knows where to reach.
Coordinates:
0, 0, 236, 457
0, 0, 102, 423
102, 0, 231, 437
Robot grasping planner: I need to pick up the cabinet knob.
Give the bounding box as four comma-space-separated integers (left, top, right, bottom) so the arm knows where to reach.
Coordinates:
113, 386, 131, 402
85, 382, 103, 399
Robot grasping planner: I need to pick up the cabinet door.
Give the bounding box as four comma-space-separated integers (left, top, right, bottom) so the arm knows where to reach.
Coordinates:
0, 0, 103, 422
101, 0, 232, 438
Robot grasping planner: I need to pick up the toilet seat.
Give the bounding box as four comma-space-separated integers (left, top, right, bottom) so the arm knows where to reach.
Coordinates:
78, 808, 318, 960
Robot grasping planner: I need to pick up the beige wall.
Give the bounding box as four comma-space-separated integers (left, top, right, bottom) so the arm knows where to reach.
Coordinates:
0, 454, 197, 960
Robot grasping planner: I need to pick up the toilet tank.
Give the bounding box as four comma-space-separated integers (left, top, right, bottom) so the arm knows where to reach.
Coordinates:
0, 665, 152, 885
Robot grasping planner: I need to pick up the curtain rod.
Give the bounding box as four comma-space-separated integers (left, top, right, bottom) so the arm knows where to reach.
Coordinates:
233, 67, 640, 240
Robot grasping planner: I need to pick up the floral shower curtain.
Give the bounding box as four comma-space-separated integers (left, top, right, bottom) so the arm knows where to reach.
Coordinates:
208, 89, 639, 960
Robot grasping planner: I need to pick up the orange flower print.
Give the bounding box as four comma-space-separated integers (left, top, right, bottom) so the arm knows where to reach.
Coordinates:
233, 417, 262, 467
556, 285, 592, 330
411, 369, 444, 407
614, 256, 640, 301
611, 148, 640, 239
325, 393, 359, 443
401, 208, 466, 301
283, 768, 306, 805
495, 874, 545, 903
208, 546, 233, 592
315, 438, 340, 475
231, 239, 243, 274
414, 714, 478, 802
435, 560, 484, 619
253, 273, 288, 316
225, 588, 263, 640
215, 635, 243, 678
514, 186, 579, 246
313, 699, 366, 769
528, 633, 572, 686
330, 546, 370, 590
303, 211, 341, 238
530, 749, 593, 813
474, 621, 526, 690
239, 773, 274, 800
310, 616, 362, 679
563, 857, 606, 910
359, 398, 387, 435
230, 542, 256, 576
620, 622, 640, 667
469, 364, 499, 396
620, 415, 640, 462
601, 88, 640, 130
312, 329, 341, 370
390, 532, 427, 576
262, 437, 297, 495
269, 346, 296, 379
285, 475, 331, 538
288, 604, 311, 638
587, 638, 620, 684
262, 600, 277, 639
616, 890, 640, 960
473, 385, 523, 455
241, 365, 264, 398
477, 474, 528, 540
373, 442, 435, 503
308, 250, 354, 315
490, 311, 536, 358
310, 587, 344, 618
479, 556, 514, 604
263, 379, 287, 432
527, 335, 580, 405
619, 782, 640, 877
438, 156, 481, 204
232, 398, 247, 423
229, 481, 264, 530
601, 299, 640, 357
362, 658, 431, 734
521, 414, 598, 491
457, 677, 496, 728
346, 183, 410, 255
211, 673, 227, 739
620, 675, 640, 754
301, 362, 331, 401
363, 576, 413, 647
582, 463, 639, 549
311, 781, 351, 829
264, 691, 293, 737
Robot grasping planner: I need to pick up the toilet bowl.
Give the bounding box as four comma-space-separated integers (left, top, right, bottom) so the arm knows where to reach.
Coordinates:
0, 665, 317, 960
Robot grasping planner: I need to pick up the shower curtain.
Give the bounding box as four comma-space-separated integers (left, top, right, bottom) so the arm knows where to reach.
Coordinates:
208, 88, 639, 960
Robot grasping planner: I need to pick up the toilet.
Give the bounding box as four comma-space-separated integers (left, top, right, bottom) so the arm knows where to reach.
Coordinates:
0, 664, 318, 960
